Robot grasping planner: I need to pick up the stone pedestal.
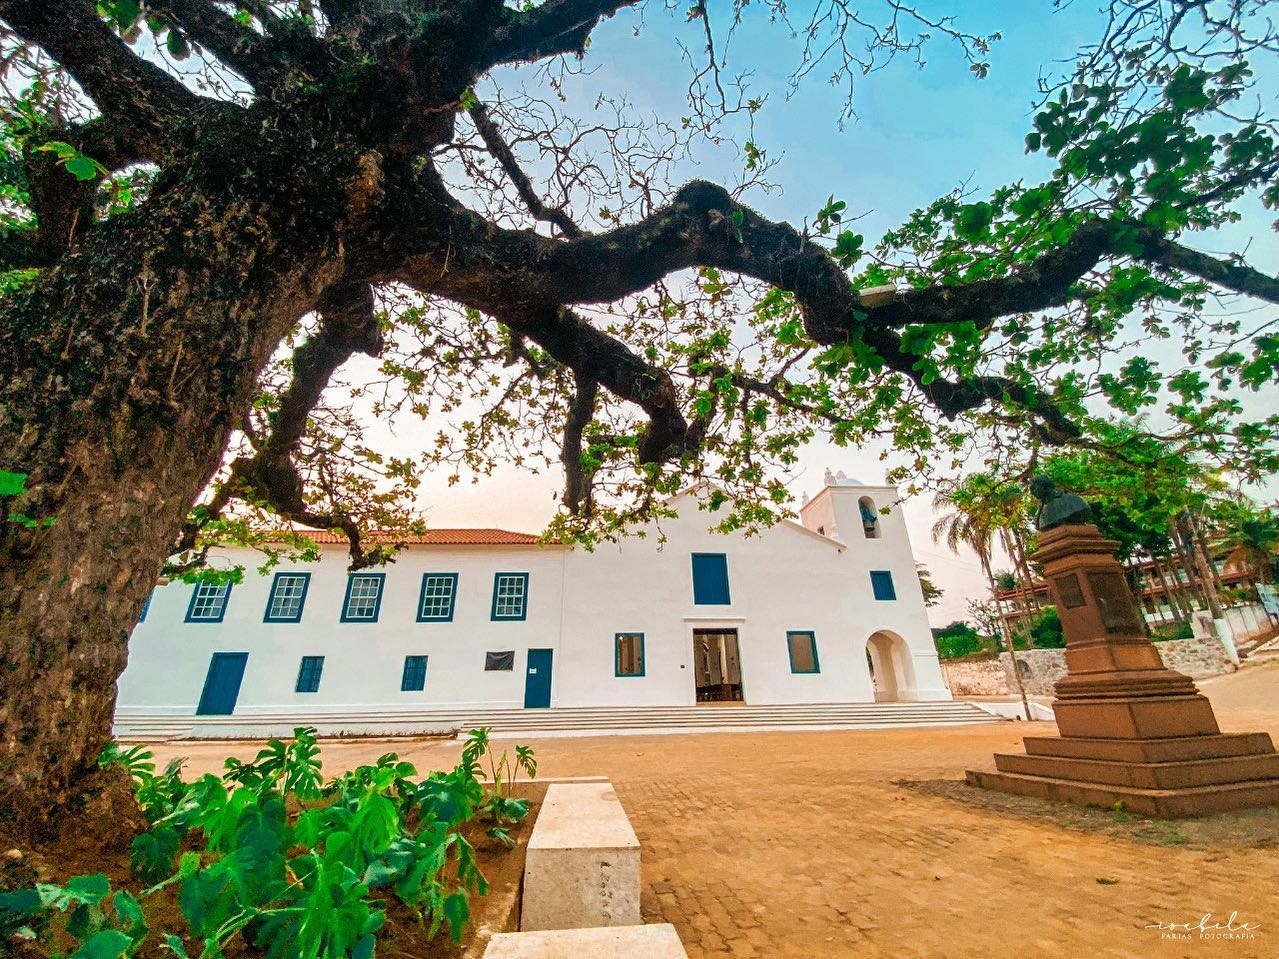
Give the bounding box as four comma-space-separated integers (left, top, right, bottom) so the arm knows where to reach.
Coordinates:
967, 524, 1279, 817
520, 782, 642, 931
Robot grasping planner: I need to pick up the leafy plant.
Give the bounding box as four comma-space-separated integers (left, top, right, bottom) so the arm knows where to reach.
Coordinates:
7, 729, 537, 957
460, 728, 537, 846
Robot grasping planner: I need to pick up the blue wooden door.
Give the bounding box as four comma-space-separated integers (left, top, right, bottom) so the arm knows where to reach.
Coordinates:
523, 649, 553, 708
197, 653, 248, 715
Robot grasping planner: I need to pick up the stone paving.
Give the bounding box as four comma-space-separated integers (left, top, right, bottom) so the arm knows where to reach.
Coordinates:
149, 659, 1279, 958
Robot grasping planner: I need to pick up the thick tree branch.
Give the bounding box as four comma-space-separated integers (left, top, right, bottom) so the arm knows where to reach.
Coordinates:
501, 305, 700, 466
176, 281, 391, 569
0, 0, 207, 157
159, 0, 268, 87
560, 373, 598, 513
22, 119, 143, 265
1137, 231, 1279, 305
484, 0, 638, 67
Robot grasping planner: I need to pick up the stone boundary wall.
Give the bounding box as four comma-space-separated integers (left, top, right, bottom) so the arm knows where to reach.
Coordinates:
942, 636, 1235, 698
1152, 635, 1235, 678
940, 658, 1008, 696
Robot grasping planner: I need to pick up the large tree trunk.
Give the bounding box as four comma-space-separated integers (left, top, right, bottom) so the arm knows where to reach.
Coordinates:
0, 145, 369, 841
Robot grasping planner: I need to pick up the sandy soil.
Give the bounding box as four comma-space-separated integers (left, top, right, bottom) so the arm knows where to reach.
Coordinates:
143, 659, 1279, 959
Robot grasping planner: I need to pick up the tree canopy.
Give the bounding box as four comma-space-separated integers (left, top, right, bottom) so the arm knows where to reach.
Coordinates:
3, 1, 1277, 566
1, 0, 1278, 835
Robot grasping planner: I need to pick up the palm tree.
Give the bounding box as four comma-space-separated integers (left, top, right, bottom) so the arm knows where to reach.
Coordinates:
1219, 507, 1279, 585
1216, 504, 1279, 627
932, 480, 1032, 720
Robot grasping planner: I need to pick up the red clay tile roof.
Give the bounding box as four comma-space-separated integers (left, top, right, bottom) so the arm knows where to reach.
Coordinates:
277, 528, 547, 546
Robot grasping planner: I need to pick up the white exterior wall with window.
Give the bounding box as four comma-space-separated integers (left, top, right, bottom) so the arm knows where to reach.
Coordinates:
115, 476, 949, 731
119, 545, 571, 715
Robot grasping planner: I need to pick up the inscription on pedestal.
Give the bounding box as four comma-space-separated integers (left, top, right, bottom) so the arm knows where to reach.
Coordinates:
1052, 573, 1086, 609
1086, 571, 1144, 634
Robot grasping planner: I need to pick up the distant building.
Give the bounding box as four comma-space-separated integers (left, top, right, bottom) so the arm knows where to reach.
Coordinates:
115, 476, 950, 736
994, 552, 1265, 631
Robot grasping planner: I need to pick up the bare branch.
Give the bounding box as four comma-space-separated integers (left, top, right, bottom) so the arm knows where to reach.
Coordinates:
467, 100, 583, 239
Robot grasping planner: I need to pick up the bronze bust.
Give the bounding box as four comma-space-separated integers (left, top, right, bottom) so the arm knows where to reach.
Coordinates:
1029, 475, 1093, 531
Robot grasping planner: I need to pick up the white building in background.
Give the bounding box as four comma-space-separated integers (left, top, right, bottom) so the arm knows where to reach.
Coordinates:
115, 475, 950, 735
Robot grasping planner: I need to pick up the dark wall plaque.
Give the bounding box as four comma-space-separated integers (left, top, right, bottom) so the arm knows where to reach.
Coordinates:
1086, 571, 1144, 634
1052, 573, 1087, 609
484, 650, 515, 671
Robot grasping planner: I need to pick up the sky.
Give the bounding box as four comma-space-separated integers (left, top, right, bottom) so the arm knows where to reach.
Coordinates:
343, 1, 1277, 628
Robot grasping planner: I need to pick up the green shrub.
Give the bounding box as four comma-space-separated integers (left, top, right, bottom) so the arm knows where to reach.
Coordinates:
1150, 620, 1194, 641
931, 621, 991, 659
1030, 606, 1065, 649
1, 727, 536, 959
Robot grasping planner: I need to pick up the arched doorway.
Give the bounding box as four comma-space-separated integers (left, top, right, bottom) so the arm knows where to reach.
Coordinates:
865, 630, 915, 702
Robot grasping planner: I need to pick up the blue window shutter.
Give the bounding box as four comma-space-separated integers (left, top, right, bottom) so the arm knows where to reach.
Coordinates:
401, 655, 428, 691
870, 570, 896, 601
691, 553, 731, 605
296, 656, 325, 693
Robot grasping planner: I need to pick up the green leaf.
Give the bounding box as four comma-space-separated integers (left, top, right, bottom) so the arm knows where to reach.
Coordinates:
108, 0, 142, 31
65, 875, 112, 904
131, 828, 181, 884
0, 887, 41, 923
112, 890, 145, 933
166, 29, 190, 61
0, 471, 27, 496
70, 930, 131, 959
442, 891, 470, 942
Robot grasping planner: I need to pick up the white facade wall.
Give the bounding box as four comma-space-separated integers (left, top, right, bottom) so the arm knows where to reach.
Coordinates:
116, 481, 949, 726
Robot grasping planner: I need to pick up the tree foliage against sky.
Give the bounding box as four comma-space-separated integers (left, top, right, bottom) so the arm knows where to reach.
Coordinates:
3, 1, 1277, 564
0, 0, 1277, 834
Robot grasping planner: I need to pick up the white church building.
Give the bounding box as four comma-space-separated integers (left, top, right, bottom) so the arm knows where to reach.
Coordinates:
115, 475, 953, 736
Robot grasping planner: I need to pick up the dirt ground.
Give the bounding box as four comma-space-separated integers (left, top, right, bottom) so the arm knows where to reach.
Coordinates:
145, 659, 1279, 959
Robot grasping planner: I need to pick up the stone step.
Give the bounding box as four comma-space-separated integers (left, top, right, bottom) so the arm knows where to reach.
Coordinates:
484, 924, 688, 959
1023, 732, 1275, 764
964, 768, 1279, 818
992, 751, 1279, 790
115, 702, 1001, 740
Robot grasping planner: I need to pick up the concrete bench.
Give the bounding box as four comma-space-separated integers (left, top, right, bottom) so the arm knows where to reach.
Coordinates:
485, 924, 688, 958
520, 781, 641, 931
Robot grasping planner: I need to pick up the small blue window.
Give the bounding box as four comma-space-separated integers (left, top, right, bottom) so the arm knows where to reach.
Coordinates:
138, 592, 153, 623
870, 570, 896, 601
401, 655, 428, 691
691, 553, 731, 605
185, 582, 232, 623
264, 572, 311, 623
341, 573, 385, 623
615, 633, 645, 677
787, 631, 820, 673
491, 572, 529, 621
418, 573, 458, 622
296, 655, 324, 693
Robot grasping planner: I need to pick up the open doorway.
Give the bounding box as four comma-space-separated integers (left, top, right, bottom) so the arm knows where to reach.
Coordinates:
866, 629, 915, 702
693, 629, 743, 703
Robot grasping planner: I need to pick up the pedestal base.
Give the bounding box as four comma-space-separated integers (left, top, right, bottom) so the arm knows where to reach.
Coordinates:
969, 521, 1279, 818
967, 731, 1279, 817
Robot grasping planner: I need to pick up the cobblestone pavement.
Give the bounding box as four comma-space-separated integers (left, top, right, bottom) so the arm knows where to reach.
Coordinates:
153, 660, 1279, 958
